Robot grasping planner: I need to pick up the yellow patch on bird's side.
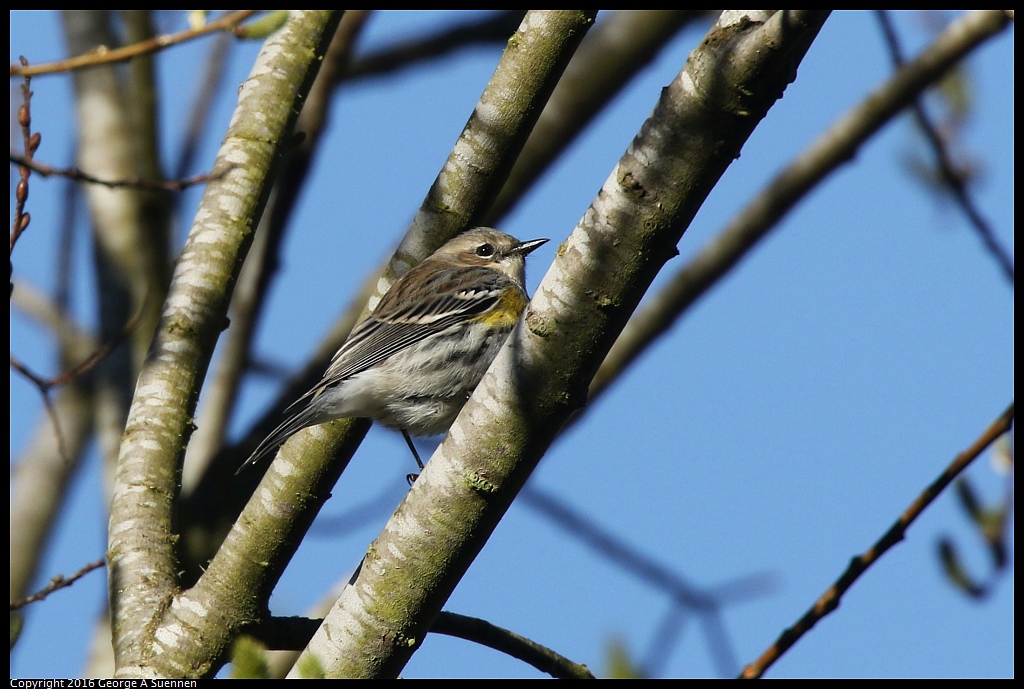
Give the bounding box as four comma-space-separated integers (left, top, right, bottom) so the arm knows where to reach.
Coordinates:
474, 289, 528, 329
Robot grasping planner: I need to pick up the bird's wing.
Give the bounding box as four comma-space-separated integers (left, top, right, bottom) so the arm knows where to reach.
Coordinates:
238, 265, 510, 472
318, 264, 507, 389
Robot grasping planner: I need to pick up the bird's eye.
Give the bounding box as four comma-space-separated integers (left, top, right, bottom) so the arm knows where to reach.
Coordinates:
475, 243, 495, 257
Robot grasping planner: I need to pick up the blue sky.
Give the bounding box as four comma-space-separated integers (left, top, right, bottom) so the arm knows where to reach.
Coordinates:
10, 11, 1013, 679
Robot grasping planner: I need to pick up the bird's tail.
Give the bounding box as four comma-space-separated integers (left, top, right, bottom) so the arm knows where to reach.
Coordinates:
236, 402, 326, 474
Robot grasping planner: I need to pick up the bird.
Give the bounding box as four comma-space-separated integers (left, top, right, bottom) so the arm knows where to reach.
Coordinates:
238, 227, 548, 473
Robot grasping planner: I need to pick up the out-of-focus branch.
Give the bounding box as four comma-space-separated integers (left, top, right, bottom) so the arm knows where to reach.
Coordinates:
741, 402, 1015, 679
10, 217, 96, 620
10, 378, 96, 605
11, 280, 95, 351
345, 10, 525, 81
876, 10, 1013, 284
12, 301, 142, 393
10, 154, 218, 191
122, 11, 164, 200
522, 487, 775, 677
172, 31, 233, 181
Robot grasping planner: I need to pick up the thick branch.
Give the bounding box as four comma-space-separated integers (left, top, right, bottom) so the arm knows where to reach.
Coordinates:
107, 11, 343, 678
218, 10, 598, 486
175, 12, 600, 679
293, 10, 830, 678
181, 11, 371, 492
590, 8, 1012, 403
486, 10, 709, 223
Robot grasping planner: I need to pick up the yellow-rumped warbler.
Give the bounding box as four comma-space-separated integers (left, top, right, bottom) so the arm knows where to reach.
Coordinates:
239, 227, 548, 472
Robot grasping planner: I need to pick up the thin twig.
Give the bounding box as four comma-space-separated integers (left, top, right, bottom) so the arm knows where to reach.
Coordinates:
10, 154, 221, 191
431, 611, 596, 679
10, 10, 262, 77
241, 610, 596, 679
10, 298, 145, 391
11, 58, 38, 258
10, 293, 143, 465
876, 10, 1013, 284
740, 402, 1015, 679
10, 558, 106, 610
10, 355, 71, 464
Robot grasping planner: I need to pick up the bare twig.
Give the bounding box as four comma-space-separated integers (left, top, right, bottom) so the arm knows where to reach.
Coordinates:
10, 354, 71, 465
10, 558, 106, 610
431, 611, 597, 679
875, 10, 1013, 284
11, 298, 142, 467
10, 153, 221, 191
10, 10, 262, 77
11, 58, 39, 259
741, 402, 1015, 679
10, 298, 145, 392
241, 610, 595, 679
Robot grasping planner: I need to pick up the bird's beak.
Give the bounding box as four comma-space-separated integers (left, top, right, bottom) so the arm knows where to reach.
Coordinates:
515, 238, 549, 256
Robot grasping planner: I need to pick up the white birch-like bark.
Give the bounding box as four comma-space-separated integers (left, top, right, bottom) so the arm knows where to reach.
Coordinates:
293, 10, 830, 678
107, 11, 343, 678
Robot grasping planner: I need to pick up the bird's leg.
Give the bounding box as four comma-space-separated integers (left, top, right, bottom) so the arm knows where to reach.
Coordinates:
403, 430, 424, 485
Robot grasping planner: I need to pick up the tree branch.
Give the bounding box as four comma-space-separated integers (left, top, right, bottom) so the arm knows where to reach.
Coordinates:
876, 10, 1013, 284
431, 611, 596, 679
9, 154, 219, 191
486, 10, 710, 224
10, 10, 262, 77
741, 402, 1015, 678
10, 558, 105, 610
292, 10, 830, 678
105, 11, 344, 678
589, 8, 1012, 404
